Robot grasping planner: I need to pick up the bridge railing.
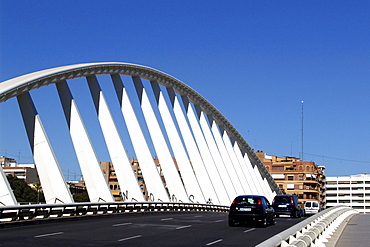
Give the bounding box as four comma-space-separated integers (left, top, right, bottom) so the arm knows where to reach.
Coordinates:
256, 205, 358, 247
0, 202, 229, 224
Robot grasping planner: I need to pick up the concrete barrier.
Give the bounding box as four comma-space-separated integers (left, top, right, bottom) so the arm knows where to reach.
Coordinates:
0, 202, 229, 225
256, 205, 357, 247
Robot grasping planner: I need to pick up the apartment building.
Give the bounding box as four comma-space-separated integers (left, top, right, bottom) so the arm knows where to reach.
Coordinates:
256, 151, 326, 208
0, 156, 39, 184
99, 159, 151, 201
326, 174, 370, 214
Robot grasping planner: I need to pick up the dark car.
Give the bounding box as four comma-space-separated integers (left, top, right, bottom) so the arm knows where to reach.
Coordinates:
228, 195, 275, 227
272, 194, 302, 218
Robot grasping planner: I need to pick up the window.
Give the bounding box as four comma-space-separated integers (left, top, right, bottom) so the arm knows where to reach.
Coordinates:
287, 184, 295, 190
288, 176, 294, 180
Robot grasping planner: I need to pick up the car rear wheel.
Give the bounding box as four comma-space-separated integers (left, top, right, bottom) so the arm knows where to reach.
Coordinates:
271, 216, 276, 225
228, 219, 235, 227
292, 211, 298, 218
260, 217, 267, 228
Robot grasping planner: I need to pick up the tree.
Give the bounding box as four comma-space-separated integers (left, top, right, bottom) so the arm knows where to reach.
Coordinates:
73, 192, 90, 202
33, 182, 42, 203
6, 174, 45, 203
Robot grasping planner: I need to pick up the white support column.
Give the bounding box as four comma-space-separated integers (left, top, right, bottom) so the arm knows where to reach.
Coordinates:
150, 82, 204, 203
238, 147, 265, 195
56, 81, 114, 203
222, 131, 253, 195
0, 167, 17, 206
86, 75, 144, 202
232, 140, 258, 194
131, 77, 188, 202
198, 112, 234, 204
111, 74, 169, 202
17, 92, 73, 204
183, 97, 229, 205
243, 154, 272, 199
242, 151, 266, 195
167, 88, 217, 204
210, 120, 244, 197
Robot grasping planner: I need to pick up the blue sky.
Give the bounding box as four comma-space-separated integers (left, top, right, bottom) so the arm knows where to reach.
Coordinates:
0, 1, 369, 178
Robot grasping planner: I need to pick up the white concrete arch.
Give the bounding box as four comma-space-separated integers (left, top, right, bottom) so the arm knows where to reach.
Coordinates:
0, 62, 280, 206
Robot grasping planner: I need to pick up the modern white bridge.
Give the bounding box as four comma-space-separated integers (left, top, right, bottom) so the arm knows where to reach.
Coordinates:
0, 62, 280, 206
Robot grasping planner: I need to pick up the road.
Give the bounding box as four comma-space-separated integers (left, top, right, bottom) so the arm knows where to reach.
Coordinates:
0, 212, 305, 246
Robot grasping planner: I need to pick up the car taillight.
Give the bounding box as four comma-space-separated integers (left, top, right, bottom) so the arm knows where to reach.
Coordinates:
257, 198, 262, 205
231, 198, 237, 205
290, 197, 294, 205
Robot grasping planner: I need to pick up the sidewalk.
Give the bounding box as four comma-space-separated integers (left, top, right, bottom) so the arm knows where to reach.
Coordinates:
333, 214, 370, 247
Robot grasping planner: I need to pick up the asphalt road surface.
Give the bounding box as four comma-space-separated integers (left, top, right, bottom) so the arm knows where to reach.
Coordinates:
0, 212, 305, 246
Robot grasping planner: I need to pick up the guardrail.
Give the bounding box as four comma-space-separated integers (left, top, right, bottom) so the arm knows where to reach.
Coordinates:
0, 202, 229, 225
256, 205, 358, 247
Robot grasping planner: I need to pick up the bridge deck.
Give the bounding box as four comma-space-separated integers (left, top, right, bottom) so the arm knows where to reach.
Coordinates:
329, 214, 370, 247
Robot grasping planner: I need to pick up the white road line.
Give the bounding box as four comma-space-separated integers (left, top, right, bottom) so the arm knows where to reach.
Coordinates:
34, 232, 64, 238
244, 228, 255, 233
161, 217, 173, 221
194, 215, 203, 217
214, 220, 224, 223
113, 222, 132, 227
206, 239, 223, 246
118, 235, 142, 242
176, 225, 192, 230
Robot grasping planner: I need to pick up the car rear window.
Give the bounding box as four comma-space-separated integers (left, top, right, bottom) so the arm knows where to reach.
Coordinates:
235, 197, 259, 205
274, 197, 292, 203
305, 201, 319, 207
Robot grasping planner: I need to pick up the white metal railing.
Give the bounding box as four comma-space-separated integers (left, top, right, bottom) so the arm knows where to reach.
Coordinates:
0, 202, 229, 224
256, 205, 358, 247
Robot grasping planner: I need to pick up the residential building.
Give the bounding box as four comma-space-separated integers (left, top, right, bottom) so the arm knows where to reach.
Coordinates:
326, 174, 370, 214
256, 151, 326, 208
0, 156, 39, 184
100, 161, 121, 200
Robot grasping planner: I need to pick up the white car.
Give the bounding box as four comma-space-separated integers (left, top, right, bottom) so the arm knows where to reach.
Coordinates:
304, 201, 320, 216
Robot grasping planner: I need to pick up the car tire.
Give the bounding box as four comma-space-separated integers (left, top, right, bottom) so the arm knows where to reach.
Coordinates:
271, 216, 276, 225
228, 219, 235, 227
292, 211, 297, 218
260, 217, 267, 228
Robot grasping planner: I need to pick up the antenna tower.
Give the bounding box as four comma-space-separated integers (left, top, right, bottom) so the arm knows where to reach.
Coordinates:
301, 101, 304, 160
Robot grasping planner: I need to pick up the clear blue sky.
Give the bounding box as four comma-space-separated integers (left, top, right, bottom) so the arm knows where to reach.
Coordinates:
1, 1, 369, 178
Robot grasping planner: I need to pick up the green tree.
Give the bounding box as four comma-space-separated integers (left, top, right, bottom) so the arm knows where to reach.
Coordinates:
6, 174, 45, 203
73, 192, 90, 202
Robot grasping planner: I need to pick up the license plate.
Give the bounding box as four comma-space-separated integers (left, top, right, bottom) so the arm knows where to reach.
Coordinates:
278, 205, 287, 208
239, 208, 251, 211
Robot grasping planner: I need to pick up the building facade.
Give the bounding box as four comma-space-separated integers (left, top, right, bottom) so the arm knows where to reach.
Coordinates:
1, 156, 39, 184
256, 151, 326, 208
326, 174, 370, 214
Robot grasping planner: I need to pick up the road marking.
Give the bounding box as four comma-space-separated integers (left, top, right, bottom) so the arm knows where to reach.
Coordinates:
113, 222, 132, 227
176, 225, 192, 230
34, 232, 64, 238
194, 215, 203, 218
214, 220, 224, 223
206, 239, 223, 245
161, 217, 173, 221
118, 235, 142, 242
244, 228, 255, 233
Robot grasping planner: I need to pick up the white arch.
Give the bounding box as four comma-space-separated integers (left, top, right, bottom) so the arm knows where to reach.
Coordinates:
0, 62, 280, 205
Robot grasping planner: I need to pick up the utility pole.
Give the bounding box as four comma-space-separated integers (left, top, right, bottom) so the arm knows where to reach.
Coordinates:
301, 101, 304, 160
